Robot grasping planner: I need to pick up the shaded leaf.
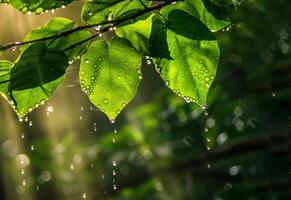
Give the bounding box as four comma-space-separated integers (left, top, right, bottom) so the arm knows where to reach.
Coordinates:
10, 42, 69, 117
80, 38, 142, 120
161, 0, 231, 31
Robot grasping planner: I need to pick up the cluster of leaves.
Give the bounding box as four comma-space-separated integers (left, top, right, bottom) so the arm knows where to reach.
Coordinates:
0, 0, 235, 120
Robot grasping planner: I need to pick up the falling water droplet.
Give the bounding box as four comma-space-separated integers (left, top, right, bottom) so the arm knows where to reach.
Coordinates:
30, 145, 34, 151
70, 163, 74, 170
207, 163, 211, 168
29, 121, 33, 126
272, 92, 276, 97
82, 193, 86, 199
113, 184, 117, 190
112, 160, 117, 167
22, 180, 26, 186
21, 169, 25, 175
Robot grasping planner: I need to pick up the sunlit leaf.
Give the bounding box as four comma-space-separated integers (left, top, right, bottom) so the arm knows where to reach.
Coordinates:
21, 17, 91, 60
116, 14, 154, 54
81, 0, 149, 24
0, 60, 13, 103
8, 0, 74, 14
10, 42, 69, 117
150, 10, 219, 106
80, 38, 142, 120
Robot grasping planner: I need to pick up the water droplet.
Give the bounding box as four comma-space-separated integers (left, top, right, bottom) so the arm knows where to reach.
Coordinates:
165, 80, 170, 86
146, 60, 151, 65
85, 59, 89, 64
30, 145, 34, 151
47, 106, 54, 113
29, 121, 33, 126
113, 184, 117, 190
272, 92, 276, 97
112, 160, 117, 167
82, 193, 86, 199
104, 99, 109, 104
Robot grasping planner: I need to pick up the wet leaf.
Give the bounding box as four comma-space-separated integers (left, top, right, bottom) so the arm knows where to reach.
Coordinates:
150, 10, 219, 106
80, 38, 142, 120
9, 42, 69, 117
6, 0, 73, 14
161, 0, 231, 31
0, 60, 13, 103
21, 17, 91, 60
81, 0, 149, 24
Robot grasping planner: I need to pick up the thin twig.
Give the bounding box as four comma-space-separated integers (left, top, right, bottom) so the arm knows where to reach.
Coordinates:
0, 0, 179, 52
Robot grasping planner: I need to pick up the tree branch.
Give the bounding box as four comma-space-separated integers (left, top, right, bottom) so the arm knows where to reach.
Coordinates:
0, 0, 179, 52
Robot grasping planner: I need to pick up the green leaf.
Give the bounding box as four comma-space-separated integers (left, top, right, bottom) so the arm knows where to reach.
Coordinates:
21, 17, 91, 60
150, 10, 219, 107
161, 0, 231, 31
10, 42, 69, 117
81, 0, 149, 24
8, 0, 73, 14
80, 38, 142, 120
210, 0, 233, 7
0, 60, 13, 103
116, 14, 154, 54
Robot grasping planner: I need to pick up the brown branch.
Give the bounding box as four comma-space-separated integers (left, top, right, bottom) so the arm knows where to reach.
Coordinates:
0, 0, 180, 52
